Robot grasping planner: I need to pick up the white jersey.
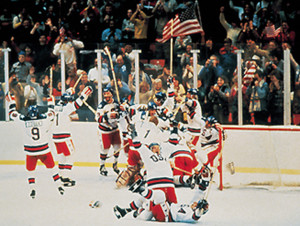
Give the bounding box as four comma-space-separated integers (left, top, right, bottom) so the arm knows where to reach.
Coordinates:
52, 102, 78, 142
169, 203, 199, 223
10, 110, 55, 156
96, 100, 119, 133
138, 145, 174, 189
181, 99, 203, 135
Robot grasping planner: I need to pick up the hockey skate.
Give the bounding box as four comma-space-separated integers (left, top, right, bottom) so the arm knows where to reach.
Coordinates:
30, 189, 36, 199
113, 205, 131, 219
58, 186, 65, 195
99, 164, 108, 176
61, 177, 76, 187
113, 162, 120, 174
128, 178, 145, 194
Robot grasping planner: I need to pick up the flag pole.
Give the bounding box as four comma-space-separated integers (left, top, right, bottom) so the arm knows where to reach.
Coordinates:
170, 18, 174, 77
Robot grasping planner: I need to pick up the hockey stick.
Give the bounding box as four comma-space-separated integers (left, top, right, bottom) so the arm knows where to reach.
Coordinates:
83, 100, 96, 114
73, 73, 83, 89
104, 46, 120, 104
49, 66, 53, 96
106, 143, 129, 159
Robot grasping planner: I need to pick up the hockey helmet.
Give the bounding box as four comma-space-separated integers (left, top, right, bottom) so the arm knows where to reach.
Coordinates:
155, 92, 166, 103
187, 88, 198, 95
27, 105, 39, 119
61, 92, 74, 102
147, 101, 157, 110
206, 116, 217, 125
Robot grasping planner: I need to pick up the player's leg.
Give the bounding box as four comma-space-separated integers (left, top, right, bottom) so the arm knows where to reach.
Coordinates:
111, 130, 122, 175
26, 155, 38, 198
99, 133, 111, 176
40, 152, 64, 195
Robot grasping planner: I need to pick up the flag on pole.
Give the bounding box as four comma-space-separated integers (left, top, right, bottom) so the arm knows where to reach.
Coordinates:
156, 3, 203, 43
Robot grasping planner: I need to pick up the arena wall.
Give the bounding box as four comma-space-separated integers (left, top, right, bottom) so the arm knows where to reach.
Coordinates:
1, 122, 300, 186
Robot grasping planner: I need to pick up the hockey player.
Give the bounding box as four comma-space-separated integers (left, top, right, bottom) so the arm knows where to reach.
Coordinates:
96, 87, 122, 176
50, 86, 93, 186
6, 92, 64, 198
180, 88, 204, 149
114, 178, 209, 222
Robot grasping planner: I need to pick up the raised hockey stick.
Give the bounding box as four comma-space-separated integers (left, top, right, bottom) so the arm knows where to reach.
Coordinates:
104, 46, 120, 104
83, 100, 96, 114
73, 73, 83, 89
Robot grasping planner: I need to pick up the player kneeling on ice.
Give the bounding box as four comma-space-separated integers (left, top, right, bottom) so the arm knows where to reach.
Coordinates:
6, 92, 64, 199
113, 178, 208, 222
50, 86, 93, 187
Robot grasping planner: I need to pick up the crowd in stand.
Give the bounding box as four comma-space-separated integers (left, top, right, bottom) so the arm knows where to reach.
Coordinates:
0, 0, 299, 125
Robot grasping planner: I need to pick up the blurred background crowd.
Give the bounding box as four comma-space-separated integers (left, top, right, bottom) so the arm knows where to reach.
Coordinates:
0, 0, 299, 125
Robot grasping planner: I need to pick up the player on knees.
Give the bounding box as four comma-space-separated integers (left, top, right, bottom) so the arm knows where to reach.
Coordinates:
6, 92, 64, 198
114, 178, 209, 222
50, 86, 93, 187
96, 88, 122, 176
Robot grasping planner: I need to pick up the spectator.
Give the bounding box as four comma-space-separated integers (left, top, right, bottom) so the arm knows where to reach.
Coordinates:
152, 78, 167, 97
128, 74, 153, 104
66, 1, 82, 35
24, 74, 38, 107
219, 6, 241, 46
87, 58, 111, 87
101, 20, 122, 51
219, 38, 238, 84
52, 34, 84, 73
130, 62, 152, 90
267, 70, 283, 125
130, 4, 151, 57
199, 34, 219, 65
199, 54, 224, 98
276, 21, 296, 48
174, 35, 192, 58
10, 51, 32, 84
208, 76, 231, 124
106, 77, 131, 101
114, 54, 131, 84
237, 19, 260, 46
246, 69, 269, 125
52, 80, 62, 104
0, 7, 14, 42
9, 73, 24, 112
12, 8, 33, 30
180, 44, 192, 68
229, 75, 251, 124
182, 56, 202, 89
229, 0, 254, 21
99, 3, 116, 29
121, 9, 135, 41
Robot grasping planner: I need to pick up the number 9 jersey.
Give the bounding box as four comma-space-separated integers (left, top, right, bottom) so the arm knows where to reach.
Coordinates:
10, 110, 55, 156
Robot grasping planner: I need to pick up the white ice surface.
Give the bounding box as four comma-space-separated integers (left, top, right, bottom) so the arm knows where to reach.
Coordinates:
1, 165, 300, 226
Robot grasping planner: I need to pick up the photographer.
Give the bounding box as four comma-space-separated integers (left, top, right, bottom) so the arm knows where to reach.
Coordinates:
9, 73, 24, 112
267, 70, 283, 125
246, 69, 269, 125
208, 76, 231, 124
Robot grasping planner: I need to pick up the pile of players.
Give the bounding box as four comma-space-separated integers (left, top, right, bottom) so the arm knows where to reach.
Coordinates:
94, 76, 226, 223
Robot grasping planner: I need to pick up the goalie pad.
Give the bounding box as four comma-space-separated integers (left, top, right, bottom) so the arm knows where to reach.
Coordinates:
115, 165, 141, 188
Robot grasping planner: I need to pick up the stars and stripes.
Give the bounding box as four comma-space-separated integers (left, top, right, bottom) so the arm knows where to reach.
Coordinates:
156, 3, 203, 43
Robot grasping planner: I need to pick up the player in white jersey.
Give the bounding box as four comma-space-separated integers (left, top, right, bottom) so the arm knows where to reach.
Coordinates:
113, 137, 178, 220
180, 88, 204, 149
114, 178, 209, 222
95, 88, 122, 176
6, 92, 64, 198
50, 86, 93, 186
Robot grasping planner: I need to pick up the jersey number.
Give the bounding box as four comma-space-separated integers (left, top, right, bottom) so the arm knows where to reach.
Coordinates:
31, 127, 40, 140
150, 154, 164, 162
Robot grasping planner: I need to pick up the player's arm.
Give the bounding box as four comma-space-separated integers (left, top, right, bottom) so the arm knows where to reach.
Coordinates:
5, 92, 20, 120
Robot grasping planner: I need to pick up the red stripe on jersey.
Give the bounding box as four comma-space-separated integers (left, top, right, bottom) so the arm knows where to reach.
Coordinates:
24, 144, 49, 152
147, 177, 174, 186
188, 127, 201, 133
98, 124, 114, 131
168, 138, 179, 145
168, 92, 175, 97
192, 100, 197, 108
189, 111, 195, 119
53, 133, 71, 139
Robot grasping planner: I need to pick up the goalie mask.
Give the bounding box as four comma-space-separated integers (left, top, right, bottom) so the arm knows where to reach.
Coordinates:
27, 105, 39, 119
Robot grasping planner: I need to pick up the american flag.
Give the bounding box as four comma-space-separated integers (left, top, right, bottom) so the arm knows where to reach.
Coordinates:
156, 3, 203, 43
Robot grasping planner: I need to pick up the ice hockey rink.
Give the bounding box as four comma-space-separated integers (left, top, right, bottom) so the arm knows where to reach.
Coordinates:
1, 163, 300, 226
